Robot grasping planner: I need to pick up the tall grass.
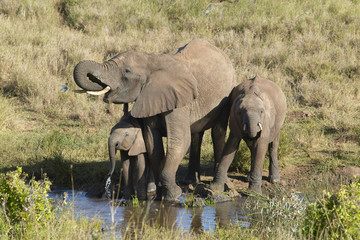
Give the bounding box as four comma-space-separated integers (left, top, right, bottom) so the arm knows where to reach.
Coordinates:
0, 0, 359, 185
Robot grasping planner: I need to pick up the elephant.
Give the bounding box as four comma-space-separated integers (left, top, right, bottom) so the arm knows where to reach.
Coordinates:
73, 39, 235, 201
107, 111, 156, 200
212, 76, 287, 194
108, 113, 216, 200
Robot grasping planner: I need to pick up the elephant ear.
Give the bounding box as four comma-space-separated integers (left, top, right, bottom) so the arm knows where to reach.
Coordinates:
130, 57, 198, 118
128, 130, 146, 156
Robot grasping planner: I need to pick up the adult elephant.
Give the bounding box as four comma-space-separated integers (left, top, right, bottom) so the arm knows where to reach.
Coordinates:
73, 39, 235, 201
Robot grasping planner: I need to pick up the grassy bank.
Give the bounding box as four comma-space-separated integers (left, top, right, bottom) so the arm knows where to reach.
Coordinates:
1, 168, 359, 239
1, 0, 359, 186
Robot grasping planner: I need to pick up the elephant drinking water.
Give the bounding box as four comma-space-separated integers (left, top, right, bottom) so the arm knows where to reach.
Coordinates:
73, 39, 235, 201
108, 113, 156, 200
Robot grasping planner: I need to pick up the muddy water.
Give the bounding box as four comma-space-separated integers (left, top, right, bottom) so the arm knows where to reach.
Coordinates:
49, 190, 249, 235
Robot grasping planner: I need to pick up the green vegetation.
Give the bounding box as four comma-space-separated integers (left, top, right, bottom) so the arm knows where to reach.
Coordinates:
1, 0, 359, 180
0, 168, 102, 239
0, 167, 53, 230
0, 0, 360, 238
2, 168, 358, 239
303, 178, 360, 239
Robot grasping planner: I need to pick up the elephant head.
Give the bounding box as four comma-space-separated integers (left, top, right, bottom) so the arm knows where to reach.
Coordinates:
73, 51, 198, 118
108, 115, 146, 177
231, 85, 266, 139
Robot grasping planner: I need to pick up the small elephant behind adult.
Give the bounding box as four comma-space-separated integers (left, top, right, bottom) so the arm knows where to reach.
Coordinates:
213, 76, 287, 193
108, 114, 155, 200
73, 39, 235, 201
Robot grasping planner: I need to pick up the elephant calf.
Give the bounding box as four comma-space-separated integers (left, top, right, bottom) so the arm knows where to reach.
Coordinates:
213, 76, 287, 193
108, 114, 155, 200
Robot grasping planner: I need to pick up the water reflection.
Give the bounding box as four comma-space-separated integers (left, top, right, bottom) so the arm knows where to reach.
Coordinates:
49, 190, 249, 235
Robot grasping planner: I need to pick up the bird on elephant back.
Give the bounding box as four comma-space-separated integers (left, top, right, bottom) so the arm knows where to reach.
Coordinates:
212, 76, 287, 194
73, 39, 236, 201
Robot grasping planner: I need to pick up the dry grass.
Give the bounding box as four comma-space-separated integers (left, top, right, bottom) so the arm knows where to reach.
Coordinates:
0, 0, 359, 184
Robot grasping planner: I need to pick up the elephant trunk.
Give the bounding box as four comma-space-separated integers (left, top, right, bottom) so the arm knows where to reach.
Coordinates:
246, 113, 262, 138
73, 60, 107, 91
108, 137, 117, 176
249, 124, 258, 138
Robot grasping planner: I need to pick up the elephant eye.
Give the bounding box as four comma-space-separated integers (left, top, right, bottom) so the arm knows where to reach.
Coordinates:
124, 68, 132, 74
125, 131, 129, 137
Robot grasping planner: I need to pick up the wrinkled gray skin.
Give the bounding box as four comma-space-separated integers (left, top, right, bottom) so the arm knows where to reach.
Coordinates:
109, 114, 206, 200
73, 39, 235, 201
109, 113, 209, 200
212, 77, 287, 193
108, 114, 156, 200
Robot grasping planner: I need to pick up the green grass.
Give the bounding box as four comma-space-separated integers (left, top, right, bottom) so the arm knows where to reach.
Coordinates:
0, 0, 360, 238
1, 0, 359, 180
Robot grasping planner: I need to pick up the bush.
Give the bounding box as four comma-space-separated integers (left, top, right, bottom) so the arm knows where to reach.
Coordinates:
0, 167, 53, 235
303, 179, 360, 239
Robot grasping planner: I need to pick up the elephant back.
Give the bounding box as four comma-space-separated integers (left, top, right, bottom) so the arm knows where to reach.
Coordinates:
173, 39, 236, 124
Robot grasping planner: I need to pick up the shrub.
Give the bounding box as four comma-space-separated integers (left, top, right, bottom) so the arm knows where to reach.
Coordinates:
0, 167, 53, 234
247, 191, 306, 237
303, 179, 360, 239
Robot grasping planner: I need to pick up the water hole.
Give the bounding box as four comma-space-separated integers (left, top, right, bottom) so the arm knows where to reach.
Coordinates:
49, 190, 250, 236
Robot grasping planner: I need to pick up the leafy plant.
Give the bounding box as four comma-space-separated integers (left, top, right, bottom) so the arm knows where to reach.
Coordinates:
0, 167, 53, 233
303, 178, 360, 239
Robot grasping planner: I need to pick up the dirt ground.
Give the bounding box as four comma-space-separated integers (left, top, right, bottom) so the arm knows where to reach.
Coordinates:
195, 165, 360, 196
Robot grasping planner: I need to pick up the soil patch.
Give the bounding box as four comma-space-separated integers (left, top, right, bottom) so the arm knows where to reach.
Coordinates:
195, 165, 360, 195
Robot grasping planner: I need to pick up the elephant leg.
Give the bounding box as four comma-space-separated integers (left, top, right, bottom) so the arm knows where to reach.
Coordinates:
211, 110, 229, 174
268, 132, 281, 183
244, 140, 255, 182
183, 131, 204, 184
212, 132, 240, 192
248, 140, 268, 194
161, 108, 191, 201
143, 117, 165, 186
131, 154, 147, 200
121, 151, 134, 199
146, 156, 156, 193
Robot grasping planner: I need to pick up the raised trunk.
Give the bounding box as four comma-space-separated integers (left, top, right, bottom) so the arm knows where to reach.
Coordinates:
73, 60, 106, 91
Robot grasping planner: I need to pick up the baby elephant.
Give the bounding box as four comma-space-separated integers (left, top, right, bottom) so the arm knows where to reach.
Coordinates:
108, 114, 155, 200
213, 76, 287, 193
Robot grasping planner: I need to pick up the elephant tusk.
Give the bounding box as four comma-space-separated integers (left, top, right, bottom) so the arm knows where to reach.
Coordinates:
243, 123, 246, 132
72, 89, 87, 93
86, 86, 111, 95
258, 122, 263, 131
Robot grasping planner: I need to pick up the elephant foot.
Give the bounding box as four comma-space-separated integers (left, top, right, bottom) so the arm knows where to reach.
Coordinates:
163, 184, 182, 202
210, 192, 232, 203
147, 182, 156, 193
151, 185, 163, 201
209, 181, 225, 192
180, 172, 200, 185
269, 175, 280, 184
248, 181, 262, 194
136, 191, 147, 201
